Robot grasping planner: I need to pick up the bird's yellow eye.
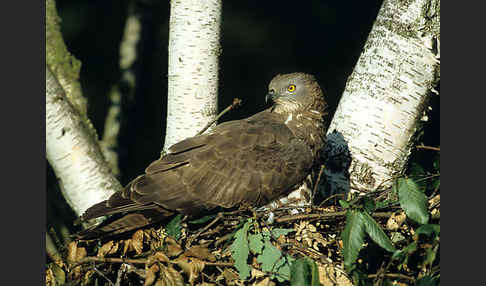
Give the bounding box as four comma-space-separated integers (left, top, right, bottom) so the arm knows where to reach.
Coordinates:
287, 84, 296, 92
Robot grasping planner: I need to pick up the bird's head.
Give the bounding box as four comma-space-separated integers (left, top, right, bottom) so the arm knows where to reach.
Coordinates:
266, 72, 325, 114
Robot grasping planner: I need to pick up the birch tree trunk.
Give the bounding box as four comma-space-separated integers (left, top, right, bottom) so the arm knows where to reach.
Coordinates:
46, 66, 122, 217
327, 0, 440, 193
164, 0, 222, 153
46, 0, 87, 118
100, 1, 142, 177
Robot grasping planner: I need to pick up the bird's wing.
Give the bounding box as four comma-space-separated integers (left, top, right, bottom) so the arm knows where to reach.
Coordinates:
80, 112, 314, 222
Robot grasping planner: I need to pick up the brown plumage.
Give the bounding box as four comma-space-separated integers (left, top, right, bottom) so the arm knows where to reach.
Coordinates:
75, 72, 327, 239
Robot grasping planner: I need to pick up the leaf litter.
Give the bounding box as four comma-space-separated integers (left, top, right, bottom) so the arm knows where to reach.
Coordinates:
46, 193, 438, 286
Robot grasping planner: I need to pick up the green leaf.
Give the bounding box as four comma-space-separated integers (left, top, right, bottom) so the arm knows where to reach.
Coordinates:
392, 241, 417, 260
248, 233, 264, 255
48, 263, 66, 285
339, 199, 350, 209
395, 178, 429, 225
273, 255, 294, 282
374, 199, 397, 210
362, 212, 396, 252
257, 240, 282, 273
290, 258, 320, 286
409, 162, 425, 177
416, 275, 439, 286
341, 210, 367, 271
390, 232, 406, 243
256, 240, 294, 282
166, 214, 182, 240
423, 244, 439, 267
189, 214, 217, 224
362, 197, 376, 212
409, 162, 429, 189
415, 224, 440, 237
231, 220, 252, 280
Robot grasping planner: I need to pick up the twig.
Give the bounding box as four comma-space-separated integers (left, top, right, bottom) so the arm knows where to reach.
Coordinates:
75, 257, 147, 268
312, 165, 325, 202
367, 273, 415, 282
197, 98, 242, 135
275, 211, 394, 223
92, 263, 115, 286
370, 212, 394, 218
114, 263, 128, 286
198, 261, 234, 267
196, 224, 224, 238
416, 145, 440, 151
75, 256, 233, 268
214, 233, 235, 247
415, 173, 440, 182
275, 211, 346, 223
186, 212, 223, 248
287, 243, 326, 259
317, 193, 346, 208
372, 260, 392, 286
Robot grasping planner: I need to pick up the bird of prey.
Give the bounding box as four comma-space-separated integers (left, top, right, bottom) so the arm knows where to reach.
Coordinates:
76, 72, 328, 239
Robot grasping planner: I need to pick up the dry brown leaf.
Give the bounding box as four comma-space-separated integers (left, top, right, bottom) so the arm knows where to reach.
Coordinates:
68, 242, 86, 279
307, 223, 317, 232
428, 194, 440, 207
317, 263, 353, 286
250, 269, 266, 279
175, 256, 205, 285
144, 264, 159, 286
277, 235, 286, 244
167, 242, 184, 257
147, 251, 170, 265
66, 241, 86, 279
97, 240, 119, 257
252, 277, 275, 286
185, 245, 216, 262
132, 229, 145, 255
222, 268, 240, 285
431, 208, 440, 219
386, 212, 407, 231
156, 265, 185, 286
67, 241, 78, 265
337, 239, 344, 249
76, 246, 87, 261
83, 270, 94, 286
46, 268, 55, 286
48, 263, 66, 285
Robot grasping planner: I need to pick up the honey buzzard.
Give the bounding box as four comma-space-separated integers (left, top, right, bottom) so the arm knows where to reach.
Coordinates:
76, 72, 327, 239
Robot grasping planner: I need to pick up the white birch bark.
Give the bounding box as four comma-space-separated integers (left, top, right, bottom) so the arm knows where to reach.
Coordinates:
46, 66, 122, 217
327, 0, 440, 192
164, 0, 221, 152
46, 0, 86, 117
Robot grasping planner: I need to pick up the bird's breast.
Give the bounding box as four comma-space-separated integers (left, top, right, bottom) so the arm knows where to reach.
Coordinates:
284, 113, 294, 125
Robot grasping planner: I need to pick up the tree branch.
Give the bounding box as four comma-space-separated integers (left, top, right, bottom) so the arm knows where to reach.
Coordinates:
164, 0, 222, 153
327, 0, 440, 193
46, 66, 122, 217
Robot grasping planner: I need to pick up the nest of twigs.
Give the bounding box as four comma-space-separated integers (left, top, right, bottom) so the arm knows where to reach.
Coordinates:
46, 192, 440, 286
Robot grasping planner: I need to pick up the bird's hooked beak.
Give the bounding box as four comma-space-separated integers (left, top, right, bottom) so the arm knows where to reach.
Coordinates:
265, 90, 277, 104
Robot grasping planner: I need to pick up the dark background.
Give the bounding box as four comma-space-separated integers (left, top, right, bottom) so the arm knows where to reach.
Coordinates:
47, 0, 438, 236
